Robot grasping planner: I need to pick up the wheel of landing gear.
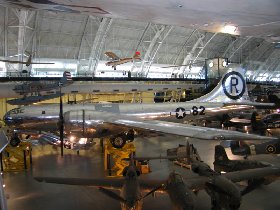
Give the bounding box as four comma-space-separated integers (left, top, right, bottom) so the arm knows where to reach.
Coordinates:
10, 136, 21, 147
110, 136, 126, 148
266, 144, 276, 154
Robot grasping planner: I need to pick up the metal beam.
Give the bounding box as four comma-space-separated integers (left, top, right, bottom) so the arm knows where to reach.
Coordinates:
228, 36, 252, 61
178, 32, 205, 75
134, 23, 151, 52
3, 7, 8, 57
172, 28, 198, 65
193, 32, 218, 63
222, 37, 237, 58
139, 25, 173, 77
77, 16, 90, 60
88, 17, 113, 76
17, 9, 29, 72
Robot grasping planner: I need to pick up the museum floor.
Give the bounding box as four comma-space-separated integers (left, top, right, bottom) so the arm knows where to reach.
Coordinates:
3, 135, 280, 210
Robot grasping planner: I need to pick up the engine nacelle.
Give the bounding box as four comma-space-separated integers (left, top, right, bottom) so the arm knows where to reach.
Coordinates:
191, 161, 217, 176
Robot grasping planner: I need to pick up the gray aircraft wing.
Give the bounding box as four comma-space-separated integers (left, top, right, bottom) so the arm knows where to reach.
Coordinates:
185, 165, 280, 190
90, 111, 276, 141
35, 177, 124, 190
224, 165, 280, 182
0, 59, 26, 64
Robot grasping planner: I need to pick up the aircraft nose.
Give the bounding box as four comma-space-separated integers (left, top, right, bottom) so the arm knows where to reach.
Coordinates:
3, 110, 22, 126
126, 200, 136, 209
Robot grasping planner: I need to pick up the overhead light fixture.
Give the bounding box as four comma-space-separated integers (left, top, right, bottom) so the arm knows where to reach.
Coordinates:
222, 24, 237, 34
208, 61, 214, 68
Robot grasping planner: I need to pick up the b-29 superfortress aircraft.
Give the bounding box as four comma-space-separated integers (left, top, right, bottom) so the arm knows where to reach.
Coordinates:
4, 67, 276, 148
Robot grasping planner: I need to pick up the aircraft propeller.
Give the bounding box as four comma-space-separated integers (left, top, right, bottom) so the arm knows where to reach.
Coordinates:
140, 184, 164, 200
98, 187, 126, 203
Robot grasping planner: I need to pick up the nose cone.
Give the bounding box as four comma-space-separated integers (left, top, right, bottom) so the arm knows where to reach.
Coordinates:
126, 200, 136, 209
3, 109, 22, 126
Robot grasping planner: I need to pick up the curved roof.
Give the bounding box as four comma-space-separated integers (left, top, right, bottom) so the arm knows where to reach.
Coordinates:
0, 5, 279, 81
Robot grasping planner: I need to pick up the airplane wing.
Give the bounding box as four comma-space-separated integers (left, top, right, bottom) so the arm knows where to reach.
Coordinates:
185, 165, 280, 190
105, 52, 120, 60
0, 59, 25, 64
92, 112, 276, 141
224, 165, 280, 182
30, 62, 55, 64
34, 177, 124, 190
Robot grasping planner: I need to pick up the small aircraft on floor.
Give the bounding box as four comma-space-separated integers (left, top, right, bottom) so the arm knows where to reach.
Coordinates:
222, 138, 280, 157
35, 162, 197, 210
213, 145, 271, 173
0, 53, 54, 67
105, 51, 141, 70
35, 153, 280, 210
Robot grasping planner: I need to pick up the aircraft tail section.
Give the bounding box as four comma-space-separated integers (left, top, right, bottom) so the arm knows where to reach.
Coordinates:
213, 145, 231, 173
215, 145, 229, 162
192, 67, 251, 103
60, 71, 73, 85
133, 51, 141, 60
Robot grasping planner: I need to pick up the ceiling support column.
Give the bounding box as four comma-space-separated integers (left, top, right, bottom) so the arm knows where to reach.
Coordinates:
193, 32, 218, 63
177, 32, 205, 76
88, 17, 113, 76
228, 36, 251, 61
139, 25, 173, 77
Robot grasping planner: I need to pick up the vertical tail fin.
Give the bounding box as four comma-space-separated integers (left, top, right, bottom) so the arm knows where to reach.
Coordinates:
215, 145, 229, 162
192, 67, 250, 103
59, 71, 73, 85
133, 51, 141, 60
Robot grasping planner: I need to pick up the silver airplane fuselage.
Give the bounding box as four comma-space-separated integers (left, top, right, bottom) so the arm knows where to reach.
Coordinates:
4, 102, 232, 136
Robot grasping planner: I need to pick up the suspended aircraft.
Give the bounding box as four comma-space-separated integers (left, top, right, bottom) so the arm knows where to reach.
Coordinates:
105, 51, 141, 70
35, 155, 280, 210
0, 53, 55, 67
6, 71, 73, 105
4, 67, 276, 148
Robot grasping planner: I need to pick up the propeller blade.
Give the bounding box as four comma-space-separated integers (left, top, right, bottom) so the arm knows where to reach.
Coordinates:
99, 187, 126, 203
140, 184, 164, 200
205, 181, 231, 196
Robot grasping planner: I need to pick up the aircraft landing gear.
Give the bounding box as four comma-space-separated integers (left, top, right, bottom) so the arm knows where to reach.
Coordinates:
211, 200, 222, 210
110, 129, 135, 149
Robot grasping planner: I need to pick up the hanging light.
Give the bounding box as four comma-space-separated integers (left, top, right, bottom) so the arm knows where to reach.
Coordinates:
222, 25, 237, 34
